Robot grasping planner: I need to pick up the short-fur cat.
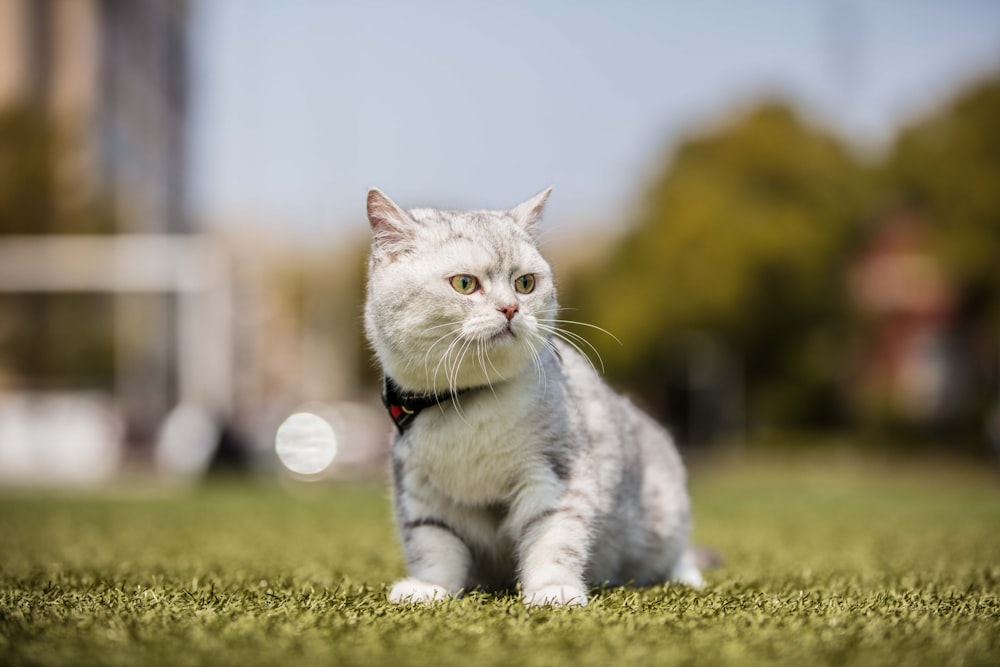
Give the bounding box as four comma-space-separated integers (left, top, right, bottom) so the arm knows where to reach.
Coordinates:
364, 187, 703, 606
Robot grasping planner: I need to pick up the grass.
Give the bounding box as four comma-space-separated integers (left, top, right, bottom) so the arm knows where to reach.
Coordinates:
1, 452, 998, 666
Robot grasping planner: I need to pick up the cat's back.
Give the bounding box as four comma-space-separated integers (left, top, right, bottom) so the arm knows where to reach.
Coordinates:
548, 340, 692, 584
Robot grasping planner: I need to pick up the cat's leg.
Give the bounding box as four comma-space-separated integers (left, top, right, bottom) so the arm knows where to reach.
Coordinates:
388, 457, 474, 604
512, 488, 593, 607
389, 516, 472, 604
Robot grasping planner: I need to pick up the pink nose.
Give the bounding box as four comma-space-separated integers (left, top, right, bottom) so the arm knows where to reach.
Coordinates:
499, 305, 518, 321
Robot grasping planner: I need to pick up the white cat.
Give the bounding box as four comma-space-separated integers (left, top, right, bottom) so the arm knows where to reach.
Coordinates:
364, 187, 703, 607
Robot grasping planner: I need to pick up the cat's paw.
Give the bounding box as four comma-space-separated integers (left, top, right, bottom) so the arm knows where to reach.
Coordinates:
523, 585, 588, 607
388, 578, 451, 604
674, 566, 705, 589
671, 550, 706, 588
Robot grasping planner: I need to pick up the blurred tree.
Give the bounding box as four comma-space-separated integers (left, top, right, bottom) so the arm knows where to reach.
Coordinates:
564, 103, 866, 439
880, 74, 1000, 432
0, 105, 117, 235
884, 76, 1000, 296
0, 105, 117, 389
0, 106, 58, 234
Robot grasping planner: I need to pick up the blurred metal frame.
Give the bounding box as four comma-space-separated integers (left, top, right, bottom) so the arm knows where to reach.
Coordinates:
0, 235, 233, 420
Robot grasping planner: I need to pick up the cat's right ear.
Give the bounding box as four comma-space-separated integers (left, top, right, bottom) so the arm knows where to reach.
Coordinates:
511, 186, 553, 238
367, 188, 415, 257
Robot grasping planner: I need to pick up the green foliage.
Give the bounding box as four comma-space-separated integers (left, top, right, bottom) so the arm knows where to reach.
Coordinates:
872, 76, 1000, 431
0, 106, 58, 234
567, 104, 867, 429
564, 75, 1000, 437
0, 105, 117, 236
884, 77, 1000, 296
1, 459, 998, 666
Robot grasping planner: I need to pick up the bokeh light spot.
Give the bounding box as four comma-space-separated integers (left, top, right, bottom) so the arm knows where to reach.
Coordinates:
275, 412, 337, 476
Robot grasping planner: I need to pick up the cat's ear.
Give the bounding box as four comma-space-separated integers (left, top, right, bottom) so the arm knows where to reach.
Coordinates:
367, 188, 415, 256
511, 187, 553, 236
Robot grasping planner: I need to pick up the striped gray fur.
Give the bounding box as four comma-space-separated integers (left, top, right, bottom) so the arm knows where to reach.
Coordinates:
364, 187, 703, 607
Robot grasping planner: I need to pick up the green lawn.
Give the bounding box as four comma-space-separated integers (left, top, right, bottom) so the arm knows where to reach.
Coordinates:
1, 453, 998, 666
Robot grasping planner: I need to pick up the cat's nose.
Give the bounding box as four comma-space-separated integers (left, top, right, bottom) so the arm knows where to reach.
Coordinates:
499, 305, 518, 321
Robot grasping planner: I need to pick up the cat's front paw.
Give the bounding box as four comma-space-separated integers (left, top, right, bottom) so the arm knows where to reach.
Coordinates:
388, 578, 452, 604
523, 585, 588, 607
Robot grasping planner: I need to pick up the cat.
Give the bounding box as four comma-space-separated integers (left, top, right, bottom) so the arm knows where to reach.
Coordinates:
364, 187, 703, 606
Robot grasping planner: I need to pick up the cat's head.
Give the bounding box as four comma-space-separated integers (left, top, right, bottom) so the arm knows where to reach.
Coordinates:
364, 188, 557, 393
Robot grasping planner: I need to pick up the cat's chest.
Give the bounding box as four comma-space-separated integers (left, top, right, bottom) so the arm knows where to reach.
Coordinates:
399, 396, 542, 504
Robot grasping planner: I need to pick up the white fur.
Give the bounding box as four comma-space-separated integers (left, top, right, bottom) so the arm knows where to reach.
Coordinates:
523, 585, 587, 607
389, 579, 452, 604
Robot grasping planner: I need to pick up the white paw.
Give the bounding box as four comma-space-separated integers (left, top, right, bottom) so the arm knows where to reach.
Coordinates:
671, 549, 706, 588
388, 578, 451, 604
673, 563, 705, 588
523, 585, 588, 607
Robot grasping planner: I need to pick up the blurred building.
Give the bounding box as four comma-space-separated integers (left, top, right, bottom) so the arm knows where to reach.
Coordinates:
0, 0, 387, 483
847, 210, 965, 428
0, 0, 191, 471
0, 0, 189, 233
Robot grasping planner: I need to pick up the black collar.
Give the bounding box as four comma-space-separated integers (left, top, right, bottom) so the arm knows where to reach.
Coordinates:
381, 376, 471, 434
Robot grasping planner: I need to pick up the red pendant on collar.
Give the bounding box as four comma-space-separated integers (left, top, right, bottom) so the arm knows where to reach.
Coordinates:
381, 376, 470, 434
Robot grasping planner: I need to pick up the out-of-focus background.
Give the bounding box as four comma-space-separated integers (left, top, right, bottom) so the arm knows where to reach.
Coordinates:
1, 0, 999, 485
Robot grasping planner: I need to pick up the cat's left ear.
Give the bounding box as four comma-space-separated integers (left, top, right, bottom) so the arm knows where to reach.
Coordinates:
367, 188, 416, 257
511, 187, 553, 237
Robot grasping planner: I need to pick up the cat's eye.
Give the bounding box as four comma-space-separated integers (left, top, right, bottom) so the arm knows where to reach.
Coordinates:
514, 274, 536, 294
450, 275, 478, 295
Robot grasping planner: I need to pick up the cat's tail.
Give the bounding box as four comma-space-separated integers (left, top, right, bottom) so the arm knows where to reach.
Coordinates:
690, 544, 724, 570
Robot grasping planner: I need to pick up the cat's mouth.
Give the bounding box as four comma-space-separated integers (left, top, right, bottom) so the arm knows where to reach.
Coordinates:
486, 324, 516, 344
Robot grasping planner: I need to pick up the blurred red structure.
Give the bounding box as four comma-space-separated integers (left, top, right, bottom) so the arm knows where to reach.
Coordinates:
848, 210, 962, 426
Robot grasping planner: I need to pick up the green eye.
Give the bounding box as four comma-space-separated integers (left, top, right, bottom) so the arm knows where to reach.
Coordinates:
450, 275, 478, 294
514, 274, 536, 294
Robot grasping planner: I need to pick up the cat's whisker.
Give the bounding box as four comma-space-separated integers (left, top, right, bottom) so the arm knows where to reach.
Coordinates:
520, 319, 545, 380
444, 365, 471, 424
479, 334, 509, 388
524, 333, 547, 393
432, 334, 461, 385
541, 319, 623, 346
432, 334, 470, 423
533, 222, 577, 248
539, 325, 601, 359
432, 332, 467, 397
534, 305, 579, 316
476, 339, 497, 398
447, 384, 471, 424
476, 339, 499, 400
543, 335, 600, 380
423, 326, 465, 382
448, 336, 478, 422
448, 335, 474, 393
537, 325, 604, 377
445, 338, 462, 391
535, 321, 601, 359
445, 338, 467, 396
558, 333, 604, 376
424, 327, 462, 363
422, 318, 468, 332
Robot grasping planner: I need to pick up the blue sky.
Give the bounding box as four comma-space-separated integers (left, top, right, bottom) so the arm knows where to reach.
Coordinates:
189, 1, 1000, 238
